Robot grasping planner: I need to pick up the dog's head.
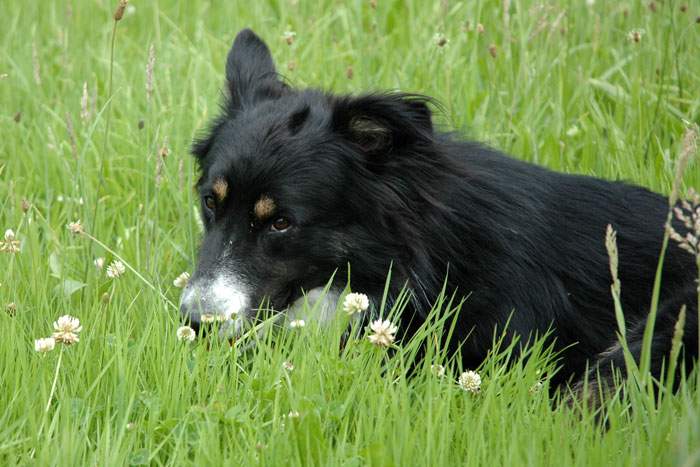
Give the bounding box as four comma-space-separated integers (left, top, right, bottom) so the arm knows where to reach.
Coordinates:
180, 29, 437, 335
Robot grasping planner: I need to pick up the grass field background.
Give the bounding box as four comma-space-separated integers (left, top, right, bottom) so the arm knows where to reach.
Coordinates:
1, 1, 700, 465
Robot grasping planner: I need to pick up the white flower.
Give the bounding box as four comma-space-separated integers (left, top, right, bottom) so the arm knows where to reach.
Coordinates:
367, 319, 398, 347
565, 125, 580, 137
173, 272, 190, 288
433, 32, 448, 48
106, 260, 126, 278
289, 319, 306, 328
529, 381, 544, 394
176, 325, 196, 342
431, 364, 446, 378
343, 292, 369, 315
282, 30, 296, 45
199, 313, 228, 324
458, 370, 482, 393
52, 314, 82, 345
1, 229, 20, 253
66, 220, 84, 235
94, 257, 105, 270
282, 361, 295, 371
34, 337, 56, 353
627, 29, 644, 43
287, 410, 300, 418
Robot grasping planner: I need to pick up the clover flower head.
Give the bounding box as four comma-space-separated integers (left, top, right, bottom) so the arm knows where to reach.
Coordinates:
173, 272, 190, 288
176, 325, 196, 342
343, 292, 369, 315
52, 314, 82, 345
106, 260, 126, 278
431, 364, 446, 378
35, 337, 56, 353
67, 220, 84, 235
1, 229, 21, 253
289, 319, 306, 329
458, 370, 482, 393
367, 319, 398, 347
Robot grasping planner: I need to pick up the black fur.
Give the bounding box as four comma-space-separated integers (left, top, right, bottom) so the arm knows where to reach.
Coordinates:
184, 29, 697, 390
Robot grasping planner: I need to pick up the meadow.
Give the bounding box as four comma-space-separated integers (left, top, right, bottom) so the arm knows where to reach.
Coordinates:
1, 1, 700, 465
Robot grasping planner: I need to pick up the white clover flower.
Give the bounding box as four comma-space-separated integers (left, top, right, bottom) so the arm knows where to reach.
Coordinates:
282, 361, 295, 371
176, 325, 196, 342
66, 220, 84, 235
52, 314, 82, 345
200, 314, 216, 324
627, 29, 644, 43
529, 381, 544, 394
106, 260, 126, 278
431, 364, 446, 378
1, 229, 20, 253
566, 125, 580, 137
458, 370, 482, 393
343, 292, 369, 315
282, 30, 296, 45
94, 257, 105, 270
433, 32, 448, 48
367, 319, 398, 347
34, 337, 56, 353
289, 319, 306, 329
198, 313, 229, 324
173, 272, 190, 288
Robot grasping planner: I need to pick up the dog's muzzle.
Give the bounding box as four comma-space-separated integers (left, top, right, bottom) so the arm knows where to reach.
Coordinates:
179, 274, 249, 334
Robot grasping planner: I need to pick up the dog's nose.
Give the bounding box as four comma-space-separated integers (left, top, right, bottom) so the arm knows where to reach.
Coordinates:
179, 285, 202, 332
184, 313, 201, 335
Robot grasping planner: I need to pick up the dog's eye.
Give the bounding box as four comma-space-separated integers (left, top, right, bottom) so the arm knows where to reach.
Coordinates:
271, 217, 291, 232
204, 196, 216, 211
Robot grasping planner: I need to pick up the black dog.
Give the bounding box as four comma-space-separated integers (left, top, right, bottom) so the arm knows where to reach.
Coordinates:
180, 29, 697, 390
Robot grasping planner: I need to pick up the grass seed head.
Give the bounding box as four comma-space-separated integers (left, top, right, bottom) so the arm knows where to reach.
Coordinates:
113, 0, 128, 21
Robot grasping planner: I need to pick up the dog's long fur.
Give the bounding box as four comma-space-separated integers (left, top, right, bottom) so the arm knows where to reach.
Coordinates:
181, 29, 697, 389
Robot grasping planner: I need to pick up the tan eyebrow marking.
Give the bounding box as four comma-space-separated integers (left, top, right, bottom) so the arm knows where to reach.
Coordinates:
254, 195, 276, 220
212, 178, 228, 201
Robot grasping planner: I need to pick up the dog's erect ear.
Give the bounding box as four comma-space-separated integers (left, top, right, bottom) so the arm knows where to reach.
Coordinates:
331, 94, 433, 155
226, 29, 284, 109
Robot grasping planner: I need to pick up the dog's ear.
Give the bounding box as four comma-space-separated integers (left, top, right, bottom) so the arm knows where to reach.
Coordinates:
331, 94, 433, 155
225, 29, 285, 110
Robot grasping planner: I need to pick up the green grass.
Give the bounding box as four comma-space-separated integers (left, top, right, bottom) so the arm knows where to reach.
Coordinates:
1, 1, 700, 465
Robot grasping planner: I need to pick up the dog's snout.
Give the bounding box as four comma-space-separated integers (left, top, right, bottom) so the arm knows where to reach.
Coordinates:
178, 275, 250, 326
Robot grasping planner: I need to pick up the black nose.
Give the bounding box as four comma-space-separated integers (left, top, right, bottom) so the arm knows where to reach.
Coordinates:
180, 298, 202, 335
185, 314, 201, 335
